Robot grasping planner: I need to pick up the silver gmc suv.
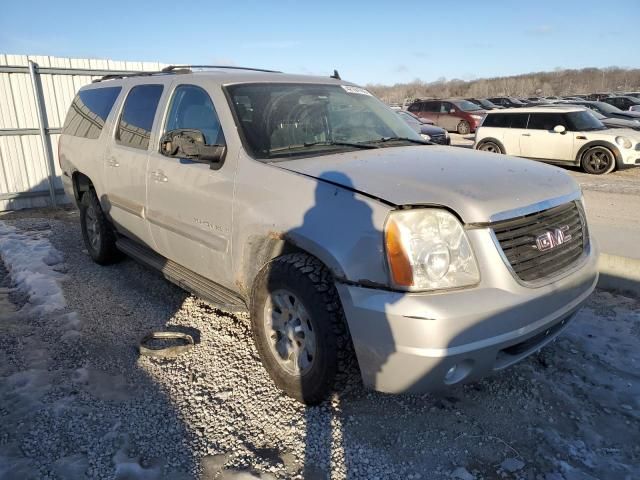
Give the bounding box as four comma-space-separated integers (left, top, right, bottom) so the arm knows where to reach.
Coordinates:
59, 66, 598, 404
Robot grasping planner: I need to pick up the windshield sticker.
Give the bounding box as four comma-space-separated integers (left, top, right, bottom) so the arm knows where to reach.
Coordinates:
341, 85, 373, 96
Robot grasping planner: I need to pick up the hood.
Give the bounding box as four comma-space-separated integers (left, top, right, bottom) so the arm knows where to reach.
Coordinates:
617, 111, 640, 119
275, 146, 579, 223
601, 127, 640, 139
602, 118, 640, 130
420, 124, 447, 136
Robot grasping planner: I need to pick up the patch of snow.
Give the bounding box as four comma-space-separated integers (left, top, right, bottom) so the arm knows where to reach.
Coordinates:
0, 221, 66, 314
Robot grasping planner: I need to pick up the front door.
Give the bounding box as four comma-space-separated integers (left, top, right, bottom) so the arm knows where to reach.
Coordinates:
520, 113, 575, 162
146, 81, 235, 286
104, 83, 165, 245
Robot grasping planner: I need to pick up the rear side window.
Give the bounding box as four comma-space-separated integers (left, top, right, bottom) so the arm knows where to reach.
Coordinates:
482, 113, 528, 128
423, 101, 440, 112
62, 87, 121, 139
165, 85, 224, 145
527, 113, 567, 130
117, 84, 164, 150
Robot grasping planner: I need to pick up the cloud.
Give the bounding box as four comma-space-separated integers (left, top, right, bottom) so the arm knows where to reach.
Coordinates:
394, 65, 409, 73
242, 40, 301, 49
413, 51, 429, 59
526, 25, 554, 35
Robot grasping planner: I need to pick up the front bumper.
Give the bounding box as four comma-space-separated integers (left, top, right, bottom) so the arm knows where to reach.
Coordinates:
336, 229, 598, 394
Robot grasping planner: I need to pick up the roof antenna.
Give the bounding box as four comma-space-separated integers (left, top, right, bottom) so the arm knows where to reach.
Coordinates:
330, 69, 341, 80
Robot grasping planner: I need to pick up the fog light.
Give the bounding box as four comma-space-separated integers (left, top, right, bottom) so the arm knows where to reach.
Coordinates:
445, 365, 458, 382
443, 359, 473, 385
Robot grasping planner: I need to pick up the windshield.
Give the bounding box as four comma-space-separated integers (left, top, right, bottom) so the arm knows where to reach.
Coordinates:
594, 102, 622, 114
456, 100, 483, 111
226, 83, 423, 160
567, 111, 606, 131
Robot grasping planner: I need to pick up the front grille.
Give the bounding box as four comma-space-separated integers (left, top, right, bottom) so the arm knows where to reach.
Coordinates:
492, 201, 588, 283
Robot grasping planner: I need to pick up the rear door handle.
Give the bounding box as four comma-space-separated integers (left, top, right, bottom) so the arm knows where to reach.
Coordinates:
522, 133, 531, 137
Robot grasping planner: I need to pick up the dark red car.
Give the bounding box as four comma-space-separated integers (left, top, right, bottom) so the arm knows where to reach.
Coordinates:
406, 99, 486, 134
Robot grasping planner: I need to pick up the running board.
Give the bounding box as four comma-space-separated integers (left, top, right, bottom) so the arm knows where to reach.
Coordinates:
116, 237, 248, 313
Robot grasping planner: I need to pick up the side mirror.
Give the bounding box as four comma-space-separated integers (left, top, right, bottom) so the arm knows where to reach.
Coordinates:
160, 129, 226, 168
553, 125, 566, 134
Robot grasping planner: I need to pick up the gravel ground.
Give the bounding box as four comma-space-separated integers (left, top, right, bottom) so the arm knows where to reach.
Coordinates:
0, 211, 639, 480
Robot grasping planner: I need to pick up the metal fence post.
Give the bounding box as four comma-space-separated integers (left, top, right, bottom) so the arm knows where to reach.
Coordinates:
28, 60, 57, 207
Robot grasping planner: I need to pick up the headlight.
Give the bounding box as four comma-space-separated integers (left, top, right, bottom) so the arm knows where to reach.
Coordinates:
615, 136, 632, 149
420, 133, 431, 141
384, 209, 480, 290
471, 114, 483, 120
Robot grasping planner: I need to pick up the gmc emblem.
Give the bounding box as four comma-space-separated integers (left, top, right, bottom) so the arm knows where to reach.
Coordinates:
534, 225, 572, 252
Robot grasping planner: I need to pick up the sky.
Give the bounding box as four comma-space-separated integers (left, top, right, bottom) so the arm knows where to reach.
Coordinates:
1, 0, 638, 86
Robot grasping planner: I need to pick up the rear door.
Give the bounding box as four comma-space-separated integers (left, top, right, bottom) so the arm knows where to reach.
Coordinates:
418, 101, 441, 125
146, 80, 235, 286
503, 113, 528, 155
520, 113, 574, 162
104, 83, 165, 245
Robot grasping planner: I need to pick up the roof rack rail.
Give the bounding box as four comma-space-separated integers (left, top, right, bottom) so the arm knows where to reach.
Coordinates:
92, 71, 161, 83
161, 65, 282, 74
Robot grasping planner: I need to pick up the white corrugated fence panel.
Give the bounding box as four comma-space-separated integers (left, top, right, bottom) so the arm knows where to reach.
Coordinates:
0, 53, 168, 210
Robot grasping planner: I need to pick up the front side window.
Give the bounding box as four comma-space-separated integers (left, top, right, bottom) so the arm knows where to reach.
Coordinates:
117, 84, 164, 150
165, 85, 224, 145
527, 113, 567, 131
440, 102, 453, 113
226, 83, 422, 160
63, 87, 121, 139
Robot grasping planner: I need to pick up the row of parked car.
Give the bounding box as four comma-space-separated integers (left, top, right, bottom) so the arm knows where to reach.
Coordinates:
394, 94, 640, 175
400, 95, 640, 135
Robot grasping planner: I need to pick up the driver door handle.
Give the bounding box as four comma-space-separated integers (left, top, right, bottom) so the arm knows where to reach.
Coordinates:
150, 170, 168, 183
522, 133, 531, 137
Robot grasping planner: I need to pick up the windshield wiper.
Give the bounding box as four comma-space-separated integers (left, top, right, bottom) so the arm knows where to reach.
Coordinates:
373, 136, 430, 145
268, 141, 379, 154
303, 140, 379, 149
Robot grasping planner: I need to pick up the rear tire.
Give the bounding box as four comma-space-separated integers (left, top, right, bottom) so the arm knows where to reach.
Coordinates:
79, 189, 121, 265
457, 120, 471, 135
581, 146, 615, 175
478, 141, 503, 154
250, 253, 349, 405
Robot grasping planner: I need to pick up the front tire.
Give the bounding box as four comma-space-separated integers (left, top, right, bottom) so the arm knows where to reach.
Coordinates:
457, 120, 471, 135
79, 189, 121, 265
478, 141, 503, 154
581, 146, 615, 175
250, 253, 347, 405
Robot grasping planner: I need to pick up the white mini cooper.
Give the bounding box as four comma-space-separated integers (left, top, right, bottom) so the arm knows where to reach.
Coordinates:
475, 106, 640, 174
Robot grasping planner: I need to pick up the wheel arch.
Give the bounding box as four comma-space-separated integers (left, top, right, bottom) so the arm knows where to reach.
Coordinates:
72, 171, 94, 204
238, 232, 348, 304
576, 141, 622, 169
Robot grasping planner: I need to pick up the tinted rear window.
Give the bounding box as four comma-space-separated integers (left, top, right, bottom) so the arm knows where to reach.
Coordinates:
482, 113, 528, 128
116, 84, 164, 150
62, 87, 121, 139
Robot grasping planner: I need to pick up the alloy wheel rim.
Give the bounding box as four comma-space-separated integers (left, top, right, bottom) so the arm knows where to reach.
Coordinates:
263, 289, 316, 376
587, 148, 611, 173
482, 143, 498, 153
85, 206, 101, 250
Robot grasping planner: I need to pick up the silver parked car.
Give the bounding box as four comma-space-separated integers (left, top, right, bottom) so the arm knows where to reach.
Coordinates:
59, 66, 598, 404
